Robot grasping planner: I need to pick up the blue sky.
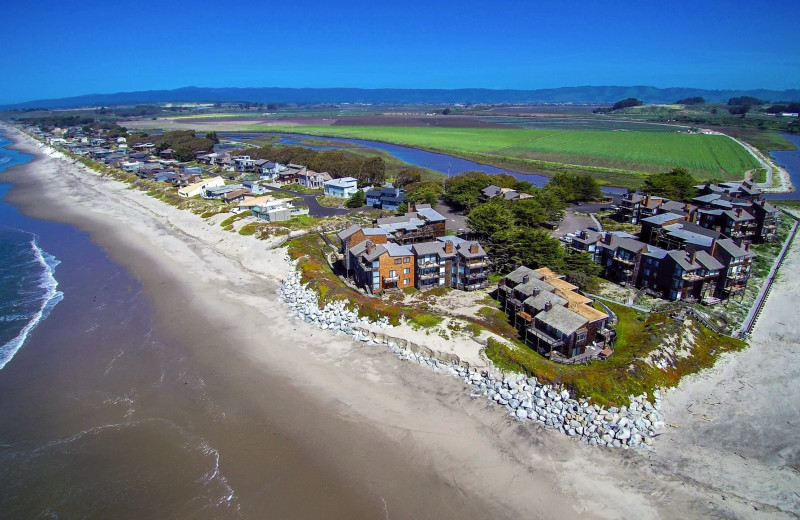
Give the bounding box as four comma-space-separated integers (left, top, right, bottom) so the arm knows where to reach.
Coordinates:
1, 0, 798, 103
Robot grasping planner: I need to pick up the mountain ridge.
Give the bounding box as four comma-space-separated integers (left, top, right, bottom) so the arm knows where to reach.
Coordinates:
3, 85, 800, 110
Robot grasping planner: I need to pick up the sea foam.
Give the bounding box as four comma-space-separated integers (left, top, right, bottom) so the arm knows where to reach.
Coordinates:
0, 234, 64, 370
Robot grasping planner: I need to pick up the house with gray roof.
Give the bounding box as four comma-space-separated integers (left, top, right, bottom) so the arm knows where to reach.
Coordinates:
497, 267, 615, 360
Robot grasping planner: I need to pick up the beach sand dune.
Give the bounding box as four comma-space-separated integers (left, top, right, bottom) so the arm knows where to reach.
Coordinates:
2, 124, 799, 519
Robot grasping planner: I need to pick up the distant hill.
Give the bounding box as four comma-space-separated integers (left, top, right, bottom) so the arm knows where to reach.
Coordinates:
3, 85, 800, 110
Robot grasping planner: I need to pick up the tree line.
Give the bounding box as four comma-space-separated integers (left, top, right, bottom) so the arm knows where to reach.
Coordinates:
235, 144, 388, 186
128, 130, 216, 162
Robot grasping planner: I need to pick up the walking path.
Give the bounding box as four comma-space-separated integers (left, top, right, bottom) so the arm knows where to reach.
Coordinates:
723, 133, 792, 192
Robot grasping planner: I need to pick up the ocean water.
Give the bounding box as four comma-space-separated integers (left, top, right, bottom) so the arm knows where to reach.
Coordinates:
0, 135, 63, 372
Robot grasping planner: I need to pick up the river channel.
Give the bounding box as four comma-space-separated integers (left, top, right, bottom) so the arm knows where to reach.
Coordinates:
765, 133, 800, 201
225, 131, 628, 195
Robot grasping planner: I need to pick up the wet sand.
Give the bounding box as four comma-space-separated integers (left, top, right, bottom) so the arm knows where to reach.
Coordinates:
2, 124, 799, 519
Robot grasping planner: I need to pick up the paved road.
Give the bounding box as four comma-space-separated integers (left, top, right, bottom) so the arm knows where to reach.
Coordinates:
433, 201, 470, 232
554, 211, 595, 238
262, 186, 352, 217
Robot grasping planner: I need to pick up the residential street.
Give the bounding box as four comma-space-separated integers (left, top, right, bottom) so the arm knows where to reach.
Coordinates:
263, 186, 351, 217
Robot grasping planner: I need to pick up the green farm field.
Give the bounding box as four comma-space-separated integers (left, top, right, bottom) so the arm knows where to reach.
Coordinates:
249, 125, 760, 182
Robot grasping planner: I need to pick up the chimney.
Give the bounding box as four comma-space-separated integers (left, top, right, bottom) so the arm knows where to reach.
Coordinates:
644, 194, 650, 206
469, 242, 479, 254
684, 203, 691, 213
444, 240, 454, 254
689, 209, 698, 223
744, 243, 750, 251
544, 302, 553, 312
690, 250, 697, 264
366, 240, 375, 255
580, 230, 588, 239
735, 207, 742, 216
604, 233, 613, 245
522, 274, 530, 284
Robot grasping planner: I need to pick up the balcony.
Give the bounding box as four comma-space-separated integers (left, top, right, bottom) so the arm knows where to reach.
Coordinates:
516, 311, 532, 323
723, 283, 746, 293
614, 256, 635, 265
466, 271, 488, 281
383, 274, 399, 282
456, 280, 490, 292
682, 271, 717, 281
419, 272, 440, 280
417, 259, 440, 267
525, 326, 564, 348
466, 260, 490, 268
505, 297, 523, 309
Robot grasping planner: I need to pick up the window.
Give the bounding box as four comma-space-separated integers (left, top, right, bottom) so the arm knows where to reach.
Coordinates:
403, 278, 410, 285
577, 331, 587, 343
389, 270, 397, 277
394, 258, 402, 265
403, 268, 410, 274
372, 261, 379, 268
403, 257, 410, 264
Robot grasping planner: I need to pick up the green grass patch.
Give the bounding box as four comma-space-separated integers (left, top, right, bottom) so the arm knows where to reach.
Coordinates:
597, 212, 642, 234
410, 313, 442, 329
316, 196, 345, 208
239, 222, 260, 235
751, 168, 768, 184
220, 212, 248, 230
250, 125, 761, 183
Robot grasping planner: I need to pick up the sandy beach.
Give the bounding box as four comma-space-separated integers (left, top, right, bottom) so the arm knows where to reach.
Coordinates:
2, 123, 799, 519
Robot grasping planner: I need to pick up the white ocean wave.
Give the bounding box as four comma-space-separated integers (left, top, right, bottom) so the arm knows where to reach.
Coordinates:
0, 234, 64, 371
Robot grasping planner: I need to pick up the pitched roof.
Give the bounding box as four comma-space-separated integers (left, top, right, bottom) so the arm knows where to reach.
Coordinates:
337, 224, 361, 241
537, 305, 589, 335
482, 185, 502, 197
457, 241, 487, 258
641, 212, 685, 225
524, 292, 567, 312
238, 195, 273, 208
416, 207, 446, 222
385, 243, 413, 257
723, 209, 755, 222
668, 251, 700, 271
325, 177, 357, 187
714, 238, 755, 259
411, 241, 449, 256
514, 278, 556, 298
504, 265, 541, 284
695, 250, 724, 270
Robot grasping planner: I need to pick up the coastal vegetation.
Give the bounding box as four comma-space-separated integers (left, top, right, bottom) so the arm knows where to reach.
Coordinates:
127, 129, 216, 162
485, 302, 747, 406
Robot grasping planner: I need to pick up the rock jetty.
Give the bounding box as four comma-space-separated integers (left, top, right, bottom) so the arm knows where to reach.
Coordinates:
278, 257, 664, 449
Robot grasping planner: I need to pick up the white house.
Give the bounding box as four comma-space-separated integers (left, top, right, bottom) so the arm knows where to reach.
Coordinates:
178, 176, 225, 198
324, 177, 359, 198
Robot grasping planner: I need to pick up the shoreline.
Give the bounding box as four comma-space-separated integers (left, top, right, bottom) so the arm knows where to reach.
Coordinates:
3, 124, 799, 518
